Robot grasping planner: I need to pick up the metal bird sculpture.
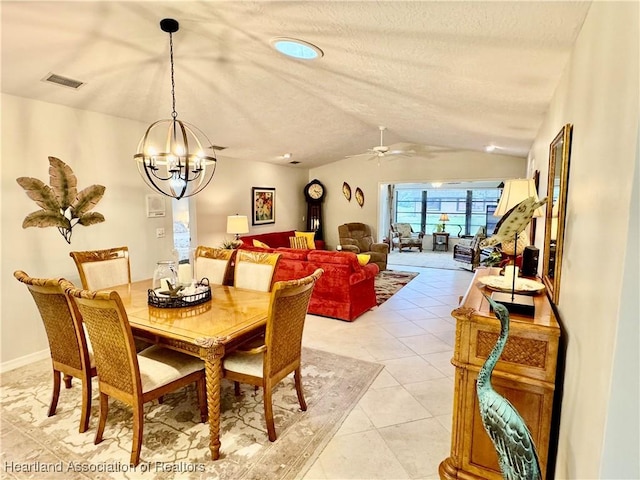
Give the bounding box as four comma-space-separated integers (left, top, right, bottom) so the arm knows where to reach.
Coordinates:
480, 196, 547, 249
477, 293, 542, 480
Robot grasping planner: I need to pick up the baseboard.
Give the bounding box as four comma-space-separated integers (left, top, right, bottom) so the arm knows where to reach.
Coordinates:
1, 349, 49, 374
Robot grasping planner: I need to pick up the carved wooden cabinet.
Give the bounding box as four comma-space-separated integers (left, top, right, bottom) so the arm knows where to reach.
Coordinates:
439, 267, 559, 480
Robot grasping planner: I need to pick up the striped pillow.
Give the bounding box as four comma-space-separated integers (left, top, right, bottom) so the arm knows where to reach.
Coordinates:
289, 236, 309, 249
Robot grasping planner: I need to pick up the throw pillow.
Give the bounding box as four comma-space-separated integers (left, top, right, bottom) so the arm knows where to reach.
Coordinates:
357, 254, 370, 266
253, 239, 270, 249
294, 231, 316, 249
289, 236, 309, 249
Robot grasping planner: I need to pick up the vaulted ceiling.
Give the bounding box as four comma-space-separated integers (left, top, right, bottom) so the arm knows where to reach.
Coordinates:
1, 1, 590, 168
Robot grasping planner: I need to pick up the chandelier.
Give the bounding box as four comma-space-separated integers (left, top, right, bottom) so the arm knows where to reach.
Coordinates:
134, 18, 217, 200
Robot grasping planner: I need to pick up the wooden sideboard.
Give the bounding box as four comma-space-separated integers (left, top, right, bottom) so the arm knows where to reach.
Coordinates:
439, 267, 560, 480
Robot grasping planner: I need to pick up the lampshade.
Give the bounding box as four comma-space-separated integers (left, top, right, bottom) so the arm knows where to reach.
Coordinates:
439, 213, 450, 222
226, 215, 249, 236
494, 179, 545, 218
133, 19, 217, 200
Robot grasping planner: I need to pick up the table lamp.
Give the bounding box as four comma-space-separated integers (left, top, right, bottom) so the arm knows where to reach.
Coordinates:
439, 213, 450, 232
490, 178, 546, 315
494, 179, 544, 255
226, 214, 249, 241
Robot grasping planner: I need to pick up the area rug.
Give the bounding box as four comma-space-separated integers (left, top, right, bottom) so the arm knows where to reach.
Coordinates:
0, 348, 382, 480
375, 269, 418, 305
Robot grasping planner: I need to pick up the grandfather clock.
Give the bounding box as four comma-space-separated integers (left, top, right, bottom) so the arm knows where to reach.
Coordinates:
304, 179, 326, 241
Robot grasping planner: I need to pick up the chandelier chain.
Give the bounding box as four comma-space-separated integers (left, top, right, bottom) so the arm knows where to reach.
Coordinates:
169, 32, 177, 119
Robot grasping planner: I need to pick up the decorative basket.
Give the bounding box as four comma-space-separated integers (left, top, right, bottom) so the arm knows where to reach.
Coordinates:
148, 278, 211, 308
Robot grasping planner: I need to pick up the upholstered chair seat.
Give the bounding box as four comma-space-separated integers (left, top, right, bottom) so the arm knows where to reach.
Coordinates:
390, 223, 425, 252
223, 269, 323, 441
234, 250, 281, 292
62, 282, 207, 466
69, 246, 131, 290
337, 223, 388, 270
194, 246, 235, 285
14, 271, 97, 433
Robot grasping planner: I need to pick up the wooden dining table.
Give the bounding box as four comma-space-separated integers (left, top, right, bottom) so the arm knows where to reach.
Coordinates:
111, 279, 271, 460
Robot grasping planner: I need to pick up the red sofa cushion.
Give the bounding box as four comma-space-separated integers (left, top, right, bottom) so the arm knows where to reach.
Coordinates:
239, 230, 325, 250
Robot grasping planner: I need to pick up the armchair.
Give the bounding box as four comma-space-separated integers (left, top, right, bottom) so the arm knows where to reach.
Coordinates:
453, 226, 486, 271
338, 223, 388, 270
390, 223, 425, 252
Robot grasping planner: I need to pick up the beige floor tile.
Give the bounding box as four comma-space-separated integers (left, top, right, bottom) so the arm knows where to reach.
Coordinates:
425, 305, 458, 317
422, 351, 455, 377
434, 329, 456, 346
369, 369, 400, 389
303, 459, 328, 479
435, 413, 453, 434
382, 356, 446, 385
406, 296, 448, 308
404, 377, 454, 416
378, 417, 451, 479
335, 405, 375, 437
377, 297, 419, 311
358, 386, 431, 428
399, 333, 452, 355
396, 308, 441, 321
311, 429, 411, 479
411, 317, 455, 335
380, 321, 428, 338
362, 338, 417, 361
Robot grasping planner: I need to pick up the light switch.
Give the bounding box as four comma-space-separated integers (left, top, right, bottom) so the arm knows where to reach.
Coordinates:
156, 227, 165, 238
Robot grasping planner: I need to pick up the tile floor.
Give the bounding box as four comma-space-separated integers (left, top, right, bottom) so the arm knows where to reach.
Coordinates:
301, 264, 473, 480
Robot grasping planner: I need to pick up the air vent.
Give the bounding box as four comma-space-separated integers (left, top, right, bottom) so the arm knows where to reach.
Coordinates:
209, 145, 227, 151
289, 160, 301, 165
42, 73, 85, 90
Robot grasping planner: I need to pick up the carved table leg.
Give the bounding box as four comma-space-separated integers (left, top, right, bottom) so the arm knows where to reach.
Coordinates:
200, 340, 225, 460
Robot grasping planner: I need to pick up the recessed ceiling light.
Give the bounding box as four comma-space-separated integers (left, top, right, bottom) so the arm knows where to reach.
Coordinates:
485, 145, 497, 152
270, 37, 323, 60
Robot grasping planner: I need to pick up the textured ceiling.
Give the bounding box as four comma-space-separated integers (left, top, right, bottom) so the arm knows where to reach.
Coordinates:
1, 1, 590, 168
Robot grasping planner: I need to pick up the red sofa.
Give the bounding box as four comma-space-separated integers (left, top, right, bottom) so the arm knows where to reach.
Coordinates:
238, 245, 379, 321
239, 230, 325, 250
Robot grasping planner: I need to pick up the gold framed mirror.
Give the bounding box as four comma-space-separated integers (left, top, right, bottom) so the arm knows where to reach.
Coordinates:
542, 123, 572, 304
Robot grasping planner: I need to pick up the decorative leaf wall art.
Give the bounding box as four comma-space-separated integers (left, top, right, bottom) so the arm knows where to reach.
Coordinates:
16, 156, 106, 244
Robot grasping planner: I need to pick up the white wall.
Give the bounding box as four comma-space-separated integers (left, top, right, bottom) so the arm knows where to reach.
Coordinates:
0, 94, 310, 368
310, 151, 526, 248
1, 94, 173, 366
193, 159, 309, 248
526, 3, 639, 477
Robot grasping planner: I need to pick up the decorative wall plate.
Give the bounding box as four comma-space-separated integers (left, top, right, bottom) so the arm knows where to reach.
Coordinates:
478, 275, 545, 294
355, 187, 364, 207
342, 182, 352, 201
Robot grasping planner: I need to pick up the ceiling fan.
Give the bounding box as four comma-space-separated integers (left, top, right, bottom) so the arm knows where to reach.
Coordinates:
345, 126, 414, 162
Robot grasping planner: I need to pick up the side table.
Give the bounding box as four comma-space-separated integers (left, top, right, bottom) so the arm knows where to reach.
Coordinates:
432, 232, 450, 251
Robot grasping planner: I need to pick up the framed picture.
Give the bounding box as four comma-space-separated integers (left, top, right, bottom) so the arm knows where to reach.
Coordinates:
252, 187, 275, 225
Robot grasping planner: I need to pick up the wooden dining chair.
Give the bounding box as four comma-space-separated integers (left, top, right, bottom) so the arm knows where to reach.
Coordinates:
233, 250, 281, 292
62, 281, 207, 466
194, 246, 235, 285
69, 246, 131, 290
223, 268, 323, 441
14, 271, 96, 433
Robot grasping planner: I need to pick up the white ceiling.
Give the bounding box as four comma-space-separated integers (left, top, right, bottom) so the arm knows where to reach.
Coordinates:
1, 1, 591, 168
